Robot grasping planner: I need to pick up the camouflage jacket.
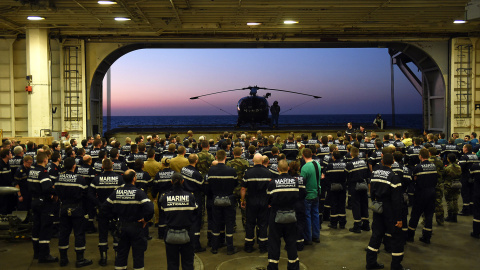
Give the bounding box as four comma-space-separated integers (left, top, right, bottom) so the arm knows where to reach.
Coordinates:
428, 156, 445, 185
443, 163, 461, 187
196, 150, 215, 177
226, 157, 250, 183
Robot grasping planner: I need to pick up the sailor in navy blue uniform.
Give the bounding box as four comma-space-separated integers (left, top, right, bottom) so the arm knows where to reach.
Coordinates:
393, 133, 406, 154
407, 148, 438, 244
93, 150, 106, 174
392, 151, 412, 241
55, 157, 93, 267
469, 160, 480, 238
28, 151, 58, 263
345, 147, 370, 233
160, 172, 198, 270
152, 158, 174, 238
13, 155, 34, 211
89, 139, 102, 164
282, 135, 299, 161
267, 160, 300, 270
289, 161, 306, 250
89, 158, 125, 266
366, 153, 405, 270
134, 158, 153, 240
368, 141, 383, 172
325, 150, 348, 229
101, 169, 154, 270
207, 150, 238, 255
241, 153, 272, 253
180, 154, 206, 252
76, 155, 98, 234
0, 148, 14, 215
111, 148, 129, 175
458, 143, 479, 216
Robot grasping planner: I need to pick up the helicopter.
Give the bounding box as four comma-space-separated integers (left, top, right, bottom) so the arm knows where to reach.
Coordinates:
190, 86, 321, 128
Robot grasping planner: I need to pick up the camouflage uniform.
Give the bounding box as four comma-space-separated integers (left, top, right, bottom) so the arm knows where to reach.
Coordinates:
429, 156, 446, 225
196, 149, 215, 229
443, 163, 462, 220
226, 157, 250, 228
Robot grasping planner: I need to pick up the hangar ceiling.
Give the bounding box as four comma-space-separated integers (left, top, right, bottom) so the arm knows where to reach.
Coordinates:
0, 0, 478, 42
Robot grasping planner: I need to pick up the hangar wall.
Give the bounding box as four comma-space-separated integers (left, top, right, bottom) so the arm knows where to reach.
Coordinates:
450, 38, 480, 138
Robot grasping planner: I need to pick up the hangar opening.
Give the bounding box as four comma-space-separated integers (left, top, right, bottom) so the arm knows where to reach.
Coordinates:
88, 43, 446, 136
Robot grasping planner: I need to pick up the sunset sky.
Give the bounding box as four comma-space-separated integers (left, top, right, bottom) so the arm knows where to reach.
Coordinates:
103, 48, 422, 116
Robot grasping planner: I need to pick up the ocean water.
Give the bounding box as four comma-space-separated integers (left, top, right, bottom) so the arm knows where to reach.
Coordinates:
104, 114, 423, 131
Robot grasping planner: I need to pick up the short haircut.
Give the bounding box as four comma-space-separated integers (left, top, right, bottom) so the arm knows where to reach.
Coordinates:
177, 146, 186, 155
0, 149, 11, 159
168, 143, 176, 152
13, 146, 23, 156
130, 144, 138, 153
201, 140, 209, 148
272, 147, 279, 155
382, 153, 394, 166
447, 153, 457, 163
23, 155, 33, 163
332, 150, 341, 160
321, 136, 328, 145
188, 154, 198, 164
414, 138, 421, 146
278, 159, 289, 172
102, 158, 113, 171
329, 144, 337, 152
93, 139, 102, 147
393, 151, 403, 162
52, 151, 61, 162
428, 147, 437, 156
64, 157, 76, 171
99, 150, 107, 159
216, 150, 226, 161
147, 148, 155, 158
464, 143, 472, 152
382, 146, 395, 155
124, 169, 136, 183
36, 151, 48, 164
350, 146, 359, 157
138, 143, 146, 152
419, 148, 429, 159
375, 140, 383, 149
110, 148, 119, 158
233, 147, 242, 156
303, 148, 312, 158
134, 159, 144, 171
248, 145, 256, 154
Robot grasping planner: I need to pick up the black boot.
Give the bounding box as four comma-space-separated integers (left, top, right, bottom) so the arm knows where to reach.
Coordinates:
459, 206, 470, 216
59, 249, 69, 267
98, 251, 107, 266
33, 241, 39, 260
38, 244, 58, 263
75, 250, 93, 268
444, 212, 454, 222
361, 220, 371, 231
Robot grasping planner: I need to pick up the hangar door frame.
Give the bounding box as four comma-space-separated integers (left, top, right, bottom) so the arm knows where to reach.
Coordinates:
88, 42, 446, 135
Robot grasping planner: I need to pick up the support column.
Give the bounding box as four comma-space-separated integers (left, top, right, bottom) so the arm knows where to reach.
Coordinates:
26, 28, 52, 137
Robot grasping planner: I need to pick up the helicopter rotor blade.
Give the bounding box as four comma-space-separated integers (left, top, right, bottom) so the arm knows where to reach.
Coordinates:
263, 88, 321, 99
190, 88, 246, 100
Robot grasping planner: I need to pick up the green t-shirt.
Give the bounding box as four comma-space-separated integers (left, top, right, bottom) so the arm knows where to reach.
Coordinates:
301, 160, 321, 200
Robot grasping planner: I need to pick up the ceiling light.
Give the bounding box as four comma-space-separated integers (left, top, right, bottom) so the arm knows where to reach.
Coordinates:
115, 17, 131, 21
247, 22, 262, 26
453, 20, 467, 24
27, 16, 45, 21
98, 1, 117, 4
284, 20, 298, 24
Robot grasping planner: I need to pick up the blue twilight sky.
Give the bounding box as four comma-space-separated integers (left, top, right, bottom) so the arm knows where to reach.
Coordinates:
104, 48, 422, 116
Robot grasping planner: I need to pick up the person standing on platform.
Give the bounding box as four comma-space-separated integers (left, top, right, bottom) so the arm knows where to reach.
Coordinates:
160, 172, 198, 270
270, 101, 280, 128
101, 169, 154, 270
